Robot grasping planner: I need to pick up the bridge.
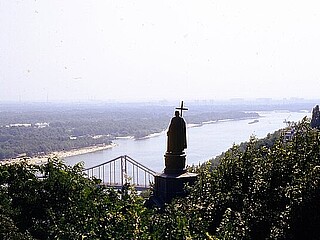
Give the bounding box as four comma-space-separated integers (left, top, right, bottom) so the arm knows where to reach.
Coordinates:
83, 155, 157, 191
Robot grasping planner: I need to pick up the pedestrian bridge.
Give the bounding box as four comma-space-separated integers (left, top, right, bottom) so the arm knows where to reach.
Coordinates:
83, 155, 157, 191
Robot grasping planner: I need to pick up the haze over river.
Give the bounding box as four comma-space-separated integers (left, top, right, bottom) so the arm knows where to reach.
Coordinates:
66, 111, 310, 173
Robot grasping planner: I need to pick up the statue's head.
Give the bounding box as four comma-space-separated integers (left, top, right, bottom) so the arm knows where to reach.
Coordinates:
175, 111, 180, 117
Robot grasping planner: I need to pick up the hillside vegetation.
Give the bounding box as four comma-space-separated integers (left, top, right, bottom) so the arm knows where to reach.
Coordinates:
1, 118, 320, 239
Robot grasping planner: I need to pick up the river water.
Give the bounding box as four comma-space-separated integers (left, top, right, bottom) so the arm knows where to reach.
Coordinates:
65, 111, 310, 173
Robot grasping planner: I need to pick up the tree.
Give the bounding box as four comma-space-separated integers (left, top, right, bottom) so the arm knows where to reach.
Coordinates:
171, 118, 320, 239
0, 158, 152, 239
1, 117, 320, 239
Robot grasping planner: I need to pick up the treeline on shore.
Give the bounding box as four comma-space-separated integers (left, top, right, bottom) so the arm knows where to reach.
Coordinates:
1, 117, 320, 239
0, 103, 259, 160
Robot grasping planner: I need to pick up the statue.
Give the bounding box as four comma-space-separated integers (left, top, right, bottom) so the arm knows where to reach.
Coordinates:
150, 101, 197, 207
167, 102, 188, 154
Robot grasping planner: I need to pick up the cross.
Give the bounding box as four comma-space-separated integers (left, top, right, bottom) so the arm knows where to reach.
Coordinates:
176, 101, 188, 117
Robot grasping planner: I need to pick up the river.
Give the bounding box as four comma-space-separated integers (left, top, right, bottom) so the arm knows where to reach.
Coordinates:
65, 111, 310, 173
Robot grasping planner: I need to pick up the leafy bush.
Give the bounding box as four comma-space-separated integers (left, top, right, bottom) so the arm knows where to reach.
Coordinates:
1, 118, 320, 239
0, 157, 152, 239
171, 118, 320, 239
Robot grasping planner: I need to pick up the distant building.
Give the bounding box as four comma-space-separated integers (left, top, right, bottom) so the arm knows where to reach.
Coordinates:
284, 128, 295, 141
8, 123, 32, 127
92, 135, 103, 139
34, 122, 50, 128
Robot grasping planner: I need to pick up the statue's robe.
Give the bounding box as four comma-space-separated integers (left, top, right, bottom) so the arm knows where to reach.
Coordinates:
167, 116, 187, 153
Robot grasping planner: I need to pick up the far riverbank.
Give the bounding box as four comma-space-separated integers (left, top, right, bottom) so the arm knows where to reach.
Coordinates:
1, 114, 259, 165
65, 111, 310, 172
1, 143, 116, 165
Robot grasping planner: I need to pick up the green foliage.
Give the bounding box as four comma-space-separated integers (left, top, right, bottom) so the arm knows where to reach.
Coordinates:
175, 118, 320, 239
0, 157, 152, 239
1, 118, 320, 239
0, 125, 112, 159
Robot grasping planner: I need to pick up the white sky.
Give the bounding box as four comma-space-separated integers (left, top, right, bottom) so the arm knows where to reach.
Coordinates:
1, 0, 320, 102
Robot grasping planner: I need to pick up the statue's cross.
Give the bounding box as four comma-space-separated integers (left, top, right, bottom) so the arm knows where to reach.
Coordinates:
176, 101, 188, 117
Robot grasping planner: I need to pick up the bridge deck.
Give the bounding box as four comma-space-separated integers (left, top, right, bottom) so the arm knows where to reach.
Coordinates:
83, 155, 156, 190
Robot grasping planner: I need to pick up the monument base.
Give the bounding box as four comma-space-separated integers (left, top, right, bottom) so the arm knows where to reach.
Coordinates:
152, 172, 197, 205
164, 152, 186, 174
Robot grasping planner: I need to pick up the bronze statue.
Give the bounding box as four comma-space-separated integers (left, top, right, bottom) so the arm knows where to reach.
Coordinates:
167, 102, 188, 154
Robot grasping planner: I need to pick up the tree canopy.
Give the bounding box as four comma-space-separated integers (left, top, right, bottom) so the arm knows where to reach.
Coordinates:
1, 118, 320, 239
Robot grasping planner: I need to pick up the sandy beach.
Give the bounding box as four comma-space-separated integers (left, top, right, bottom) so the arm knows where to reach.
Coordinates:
1, 143, 116, 165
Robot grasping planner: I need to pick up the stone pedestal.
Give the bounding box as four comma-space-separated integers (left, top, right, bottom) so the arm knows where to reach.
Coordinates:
149, 151, 197, 206
153, 172, 197, 204
164, 152, 186, 174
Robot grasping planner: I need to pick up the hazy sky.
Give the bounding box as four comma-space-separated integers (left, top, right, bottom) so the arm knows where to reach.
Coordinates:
1, 1, 320, 102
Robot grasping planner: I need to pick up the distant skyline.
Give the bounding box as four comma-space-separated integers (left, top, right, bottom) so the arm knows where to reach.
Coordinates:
1, 1, 320, 102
